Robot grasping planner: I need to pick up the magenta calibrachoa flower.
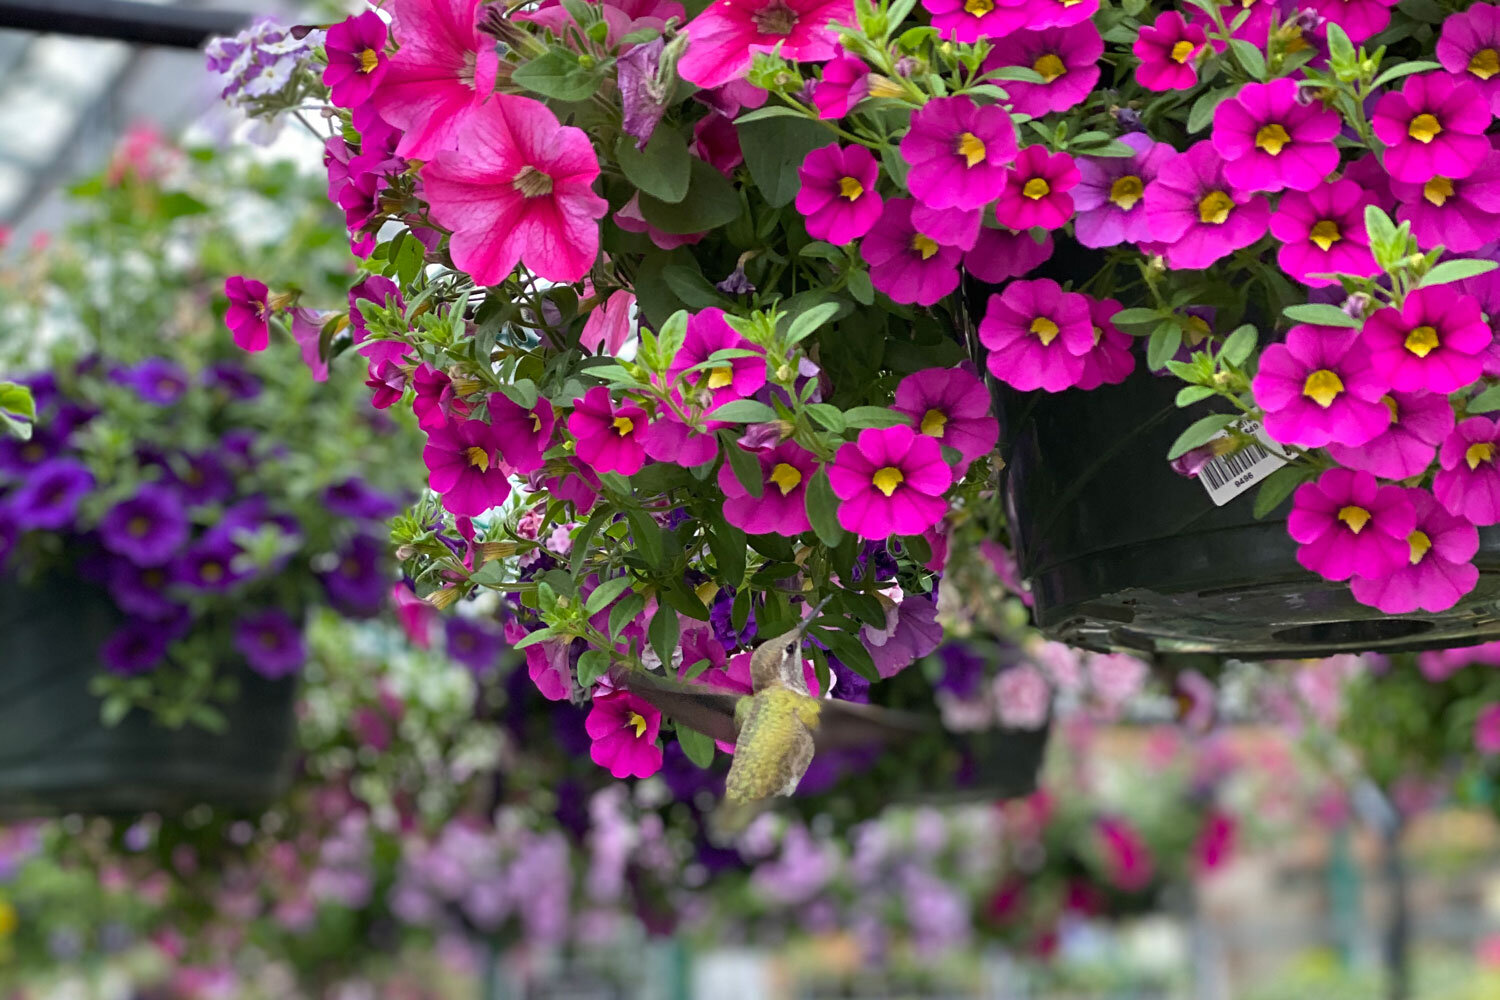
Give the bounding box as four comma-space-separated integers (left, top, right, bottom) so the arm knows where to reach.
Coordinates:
1389, 151, 1500, 253
717, 440, 817, 536
422, 94, 609, 284
1437, 3, 1500, 115
982, 24, 1104, 118
891, 367, 999, 469
1144, 141, 1270, 270
487, 393, 555, 474
964, 226, 1053, 283
641, 404, 720, 469
899, 96, 1017, 211
1133, 12, 1206, 92
1072, 133, 1173, 248
922, 0, 1029, 43
1211, 79, 1341, 193
424, 418, 512, 516
586, 689, 663, 779
979, 278, 1095, 392
993, 146, 1079, 230
813, 54, 869, 118
1252, 324, 1390, 448
1310, 0, 1400, 44
677, 0, 853, 90
1435, 417, 1500, 525
795, 143, 883, 245
322, 10, 389, 111
1350, 488, 1479, 614
668, 307, 768, 408
373, 0, 500, 159
860, 198, 962, 306
1287, 468, 1417, 582
1270, 180, 1379, 286
911, 202, 980, 250
224, 275, 270, 352
1371, 74, 1491, 183
1362, 287, 1490, 394
828, 425, 953, 538
1328, 391, 1454, 480
1076, 297, 1136, 390
568, 386, 648, 476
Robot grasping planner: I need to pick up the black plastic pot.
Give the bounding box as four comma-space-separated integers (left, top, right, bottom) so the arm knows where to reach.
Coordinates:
0, 573, 298, 816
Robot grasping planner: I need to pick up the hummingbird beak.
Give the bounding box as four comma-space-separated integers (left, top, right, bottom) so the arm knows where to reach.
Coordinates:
795, 594, 834, 639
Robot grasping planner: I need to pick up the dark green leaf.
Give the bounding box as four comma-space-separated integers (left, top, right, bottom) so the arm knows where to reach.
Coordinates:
707, 519, 748, 588
1176, 385, 1215, 407
1252, 465, 1310, 518
511, 48, 607, 101
709, 398, 779, 423
661, 262, 727, 309
739, 116, 834, 207
843, 406, 908, 428
1187, 85, 1238, 133
586, 576, 635, 614
615, 127, 692, 203
512, 627, 558, 651
1219, 324, 1257, 367
1282, 303, 1361, 328
1146, 322, 1183, 371
721, 432, 764, 498
638, 157, 743, 234
1468, 384, 1500, 413
577, 649, 611, 688
818, 626, 879, 681
609, 594, 648, 639
626, 509, 666, 568
1167, 413, 1237, 459
1227, 39, 1266, 80
785, 301, 841, 346
804, 467, 845, 547
677, 725, 716, 766
1111, 307, 1164, 327
648, 604, 680, 668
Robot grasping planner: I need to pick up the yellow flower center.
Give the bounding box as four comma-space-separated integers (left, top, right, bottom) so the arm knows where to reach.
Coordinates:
1254, 123, 1291, 155
1310, 219, 1341, 251
0, 900, 15, 938
627, 711, 648, 738
1029, 316, 1060, 345
1022, 177, 1051, 200
769, 462, 803, 495
1404, 325, 1440, 357
1198, 191, 1234, 225
1408, 529, 1432, 565
1109, 175, 1144, 209
358, 48, 380, 74
838, 175, 864, 200
465, 446, 490, 471
200, 562, 223, 582
707, 366, 734, 389
964, 0, 994, 13
1033, 53, 1066, 82
1302, 369, 1344, 408
1408, 113, 1442, 143
871, 466, 905, 496
1471, 48, 1500, 80
911, 234, 940, 260
1423, 176, 1453, 206
1171, 40, 1197, 63
1467, 441, 1495, 469
921, 408, 948, 437
129, 516, 151, 537
612, 415, 635, 436
1337, 505, 1371, 534
511, 164, 554, 198
956, 131, 987, 168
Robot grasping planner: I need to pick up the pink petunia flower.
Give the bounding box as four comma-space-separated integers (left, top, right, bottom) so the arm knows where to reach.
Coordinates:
569, 386, 648, 476
323, 11, 390, 111
717, 440, 817, 536
580, 289, 637, 355
796, 143, 884, 245
1363, 287, 1490, 394
423, 418, 513, 516
922, 0, 1030, 42
1252, 324, 1391, 448
828, 425, 953, 538
993, 146, 1079, 230
1133, 12, 1207, 91
1475, 703, 1500, 754
677, 0, 854, 90
1143, 141, 1270, 270
372, 0, 499, 160
224, 275, 270, 352
964, 226, 1053, 283
1328, 391, 1454, 479
586, 690, 663, 779
1097, 817, 1155, 892
488, 393, 555, 474
423, 95, 608, 284
1308, 0, 1399, 43
1270, 180, 1380, 286
1437, 3, 1500, 115
860, 198, 963, 306
891, 367, 999, 469
979, 278, 1095, 392
692, 112, 743, 176
1371, 74, 1491, 183
1350, 488, 1479, 613
982, 24, 1103, 118
813, 55, 869, 118
1073, 132, 1174, 248
615, 194, 706, 251
1287, 468, 1417, 582
1435, 416, 1500, 524
900, 96, 1017, 211
995, 664, 1051, 729
504, 622, 572, 700
1212, 78, 1342, 193
1389, 151, 1500, 253
1076, 297, 1137, 389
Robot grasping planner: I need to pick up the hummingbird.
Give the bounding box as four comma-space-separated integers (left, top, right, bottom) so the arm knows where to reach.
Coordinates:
622, 599, 932, 810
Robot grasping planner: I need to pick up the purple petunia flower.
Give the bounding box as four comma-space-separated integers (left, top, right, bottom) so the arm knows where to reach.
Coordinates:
171, 451, 235, 507
1073, 132, 1174, 248
1371, 74, 1491, 183
1363, 287, 1490, 394
901, 96, 1017, 212
105, 559, 180, 621
1389, 150, 1500, 253
224, 275, 271, 352
171, 536, 244, 592
993, 145, 1079, 231
979, 278, 1095, 392
234, 609, 307, 679
445, 617, 506, 675
101, 620, 178, 676
323, 477, 400, 520
1211, 78, 1341, 194
1328, 390, 1453, 480
1271, 179, 1380, 286
320, 533, 388, 617
123, 358, 189, 405
1434, 416, 1500, 525
7, 458, 93, 530
99, 485, 189, 566
796, 143, 884, 245
202, 363, 262, 400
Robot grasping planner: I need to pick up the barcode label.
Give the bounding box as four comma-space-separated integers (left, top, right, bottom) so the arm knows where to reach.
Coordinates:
1197, 419, 1289, 507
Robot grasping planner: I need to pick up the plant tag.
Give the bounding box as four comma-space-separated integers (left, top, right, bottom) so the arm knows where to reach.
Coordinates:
1197, 419, 1290, 506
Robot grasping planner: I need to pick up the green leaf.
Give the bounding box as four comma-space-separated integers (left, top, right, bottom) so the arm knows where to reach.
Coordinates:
785, 301, 841, 346
709, 398, 779, 423
100, 695, 131, 727
638, 157, 742, 234
649, 604, 680, 668
586, 576, 635, 614
609, 594, 648, 639
818, 626, 879, 681
1468, 384, 1500, 413
615, 128, 692, 203
0, 382, 36, 422
707, 518, 748, 587
1146, 322, 1182, 371
1111, 307, 1165, 327
1323, 22, 1356, 71
626, 509, 666, 568
512, 627, 559, 651
577, 649, 611, 688
846, 267, 875, 305
804, 467, 845, 547
1219, 324, 1257, 367
1252, 465, 1309, 518
721, 432, 764, 498
806, 403, 846, 432
1420, 259, 1499, 287
394, 233, 425, 287
677, 725, 717, 766
660, 581, 711, 620
470, 559, 514, 587
1282, 303, 1361, 328
1227, 39, 1266, 80
986, 65, 1046, 83
738, 115, 833, 207
511, 48, 607, 101
661, 262, 727, 309
158, 191, 209, 219
1187, 85, 1238, 133
1176, 385, 1215, 407
734, 105, 812, 125
1167, 414, 1237, 460
1077, 139, 1141, 158
1370, 60, 1442, 88
570, 514, 606, 579
843, 406, 908, 428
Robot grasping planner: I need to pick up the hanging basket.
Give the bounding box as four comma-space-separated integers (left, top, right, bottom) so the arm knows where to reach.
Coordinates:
0, 573, 298, 817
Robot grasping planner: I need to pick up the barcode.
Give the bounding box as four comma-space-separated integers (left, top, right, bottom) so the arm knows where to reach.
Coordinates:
1191, 418, 1288, 506
1200, 442, 1272, 492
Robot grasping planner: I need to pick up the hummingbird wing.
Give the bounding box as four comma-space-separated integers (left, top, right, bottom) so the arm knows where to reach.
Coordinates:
810, 701, 938, 751
617, 670, 742, 747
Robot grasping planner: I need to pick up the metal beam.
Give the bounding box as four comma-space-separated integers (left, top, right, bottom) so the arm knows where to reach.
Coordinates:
0, 0, 250, 49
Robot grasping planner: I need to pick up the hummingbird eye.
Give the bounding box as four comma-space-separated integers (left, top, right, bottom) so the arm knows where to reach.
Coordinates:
784, 642, 796, 655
